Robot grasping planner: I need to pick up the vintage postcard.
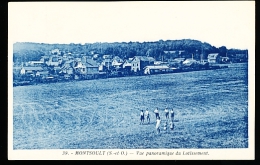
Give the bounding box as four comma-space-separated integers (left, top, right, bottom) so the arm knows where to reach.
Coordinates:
8, 2, 255, 160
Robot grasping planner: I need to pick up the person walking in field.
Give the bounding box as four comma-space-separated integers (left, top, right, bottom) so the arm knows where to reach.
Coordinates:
154, 107, 159, 120
140, 110, 145, 125
170, 108, 175, 122
164, 107, 169, 120
163, 121, 168, 132
155, 116, 161, 134
169, 121, 174, 131
145, 108, 150, 124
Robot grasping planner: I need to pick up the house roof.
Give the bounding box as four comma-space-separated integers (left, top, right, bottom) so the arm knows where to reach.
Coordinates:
22, 67, 44, 71
36, 71, 49, 75
74, 61, 85, 68
124, 59, 133, 63
173, 58, 186, 61
123, 59, 132, 66
85, 59, 99, 67
113, 62, 123, 66
183, 59, 198, 65
208, 53, 219, 59
144, 65, 169, 69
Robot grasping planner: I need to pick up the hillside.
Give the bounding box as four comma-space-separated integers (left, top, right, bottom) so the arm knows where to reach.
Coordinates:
13, 39, 248, 64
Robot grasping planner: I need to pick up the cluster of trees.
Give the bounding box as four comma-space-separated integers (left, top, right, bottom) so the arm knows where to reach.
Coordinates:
13, 39, 248, 65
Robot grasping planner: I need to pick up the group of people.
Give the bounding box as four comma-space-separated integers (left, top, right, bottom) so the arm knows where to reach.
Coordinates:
140, 107, 175, 134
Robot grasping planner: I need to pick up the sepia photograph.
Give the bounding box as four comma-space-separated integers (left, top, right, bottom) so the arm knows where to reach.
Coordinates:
8, 2, 255, 160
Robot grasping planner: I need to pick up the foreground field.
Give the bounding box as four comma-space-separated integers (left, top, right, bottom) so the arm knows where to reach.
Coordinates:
13, 63, 248, 149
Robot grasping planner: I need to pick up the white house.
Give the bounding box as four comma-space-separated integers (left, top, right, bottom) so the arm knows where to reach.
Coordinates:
144, 65, 177, 74
207, 53, 220, 63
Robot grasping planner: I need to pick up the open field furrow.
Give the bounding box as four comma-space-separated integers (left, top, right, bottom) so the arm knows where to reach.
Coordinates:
19, 105, 34, 133
28, 104, 46, 130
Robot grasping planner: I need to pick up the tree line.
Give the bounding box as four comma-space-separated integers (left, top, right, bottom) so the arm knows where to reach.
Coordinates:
13, 39, 248, 65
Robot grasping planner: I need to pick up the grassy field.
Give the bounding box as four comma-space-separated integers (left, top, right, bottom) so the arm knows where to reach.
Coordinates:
13, 63, 248, 149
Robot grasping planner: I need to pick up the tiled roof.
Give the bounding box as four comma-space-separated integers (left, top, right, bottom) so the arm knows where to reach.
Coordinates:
85, 59, 99, 67
144, 65, 169, 69
22, 67, 44, 71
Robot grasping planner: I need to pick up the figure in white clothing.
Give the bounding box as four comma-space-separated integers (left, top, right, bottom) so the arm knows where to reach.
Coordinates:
169, 121, 174, 131
145, 109, 150, 124
163, 121, 168, 132
154, 108, 159, 120
155, 116, 161, 134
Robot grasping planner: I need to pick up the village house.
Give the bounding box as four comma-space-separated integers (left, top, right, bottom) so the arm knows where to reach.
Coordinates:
73, 58, 99, 79
168, 58, 185, 68
46, 55, 62, 66
220, 57, 230, 63
51, 49, 61, 55
20, 66, 44, 75
35, 71, 49, 77
207, 53, 220, 63
83, 58, 99, 75
100, 59, 113, 70
60, 60, 75, 75
92, 54, 100, 60
144, 65, 170, 75
122, 58, 133, 68
131, 56, 155, 73
112, 56, 124, 70
74, 60, 86, 75
27, 60, 45, 67
183, 58, 199, 67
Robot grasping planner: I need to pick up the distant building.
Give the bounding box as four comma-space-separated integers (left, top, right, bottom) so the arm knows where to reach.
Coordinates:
51, 49, 61, 55
144, 65, 170, 74
220, 57, 230, 63
60, 60, 75, 75
84, 58, 99, 75
27, 61, 45, 67
207, 53, 220, 63
131, 56, 155, 72
122, 59, 132, 69
20, 67, 44, 75
46, 55, 62, 66
36, 71, 49, 77
168, 58, 185, 68
183, 58, 199, 67
101, 59, 113, 70
112, 56, 124, 69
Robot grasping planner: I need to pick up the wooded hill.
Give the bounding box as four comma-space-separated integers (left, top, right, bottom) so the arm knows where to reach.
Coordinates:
13, 39, 247, 64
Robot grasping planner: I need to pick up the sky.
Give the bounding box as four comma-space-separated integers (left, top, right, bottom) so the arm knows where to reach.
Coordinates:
8, 1, 255, 49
